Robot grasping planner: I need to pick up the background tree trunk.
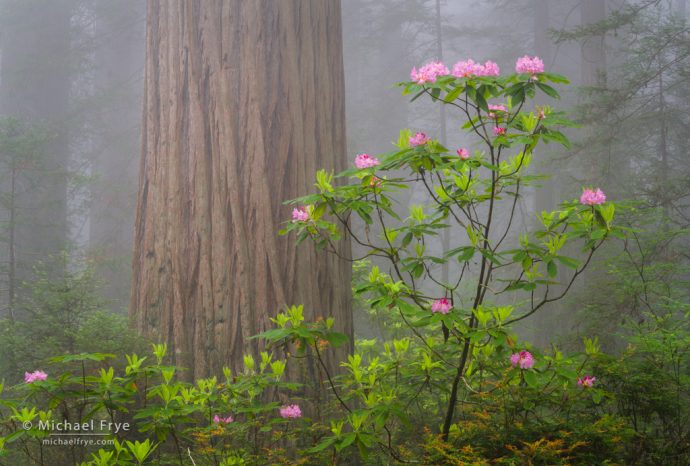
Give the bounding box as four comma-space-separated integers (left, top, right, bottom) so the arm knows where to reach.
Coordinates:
580, 0, 607, 87
0, 0, 72, 300
89, 0, 145, 311
130, 0, 352, 380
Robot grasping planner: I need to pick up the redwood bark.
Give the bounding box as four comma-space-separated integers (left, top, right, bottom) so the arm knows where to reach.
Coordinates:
131, 0, 352, 379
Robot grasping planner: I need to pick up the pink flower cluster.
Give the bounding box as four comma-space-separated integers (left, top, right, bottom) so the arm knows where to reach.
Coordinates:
510, 351, 535, 369
409, 132, 431, 147
410, 61, 450, 84
452, 59, 500, 78
355, 153, 380, 169
493, 127, 506, 136
488, 104, 507, 119
291, 207, 310, 222
456, 148, 469, 160
213, 414, 233, 424
577, 375, 597, 388
24, 370, 48, 383
279, 404, 302, 419
431, 298, 451, 314
515, 55, 544, 74
580, 188, 606, 205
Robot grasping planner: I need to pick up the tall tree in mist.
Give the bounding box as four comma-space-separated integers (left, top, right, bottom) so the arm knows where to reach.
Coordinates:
89, 0, 145, 310
0, 0, 73, 309
131, 0, 352, 379
580, 0, 608, 87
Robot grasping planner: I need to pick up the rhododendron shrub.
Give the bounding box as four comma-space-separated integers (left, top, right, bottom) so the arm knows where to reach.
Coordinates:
0, 342, 322, 465
282, 57, 627, 460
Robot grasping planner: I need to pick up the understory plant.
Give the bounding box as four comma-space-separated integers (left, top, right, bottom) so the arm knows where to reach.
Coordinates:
281, 56, 630, 462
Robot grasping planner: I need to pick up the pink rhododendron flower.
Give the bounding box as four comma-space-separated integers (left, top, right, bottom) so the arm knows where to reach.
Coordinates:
580, 188, 606, 205
451, 59, 500, 78
431, 298, 451, 314
493, 127, 506, 136
409, 132, 431, 147
577, 375, 597, 388
279, 404, 302, 419
515, 55, 544, 74
410, 61, 449, 84
510, 351, 535, 369
213, 414, 234, 424
354, 153, 380, 169
480, 60, 500, 76
291, 207, 310, 222
488, 104, 507, 118
456, 148, 469, 160
452, 59, 484, 77
24, 370, 48, 383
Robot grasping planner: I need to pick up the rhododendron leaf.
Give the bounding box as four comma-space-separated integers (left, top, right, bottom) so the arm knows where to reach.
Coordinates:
536, 82, 560, 99
523, 370, 538, 387
547, 260, 557, 278
555, 255, 579, 269
475, 92, 489, 112
556, 367, 577, 380
443, 85, 464, 103
542, 72, 570, 84
324, 332, 349, 348
409, 89, 426, 103
541, 130, 571, 149
592, 390, 603, 404
480, 249, 501, 265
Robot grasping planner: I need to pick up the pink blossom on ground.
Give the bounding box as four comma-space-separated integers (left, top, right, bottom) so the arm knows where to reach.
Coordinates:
291, 207, 310, 222
510, 351, 535, 369
493, 127, 506, 136
488, 104, 507, 118
409, 132, 431, 147
515, 55, 545, 74
431, 298, 452, 314
456, 148, 470, 160
580, 188, 606, 205
577, 375, 597, 388
410, 61, 449, 84
24, 370, 48, 383
213, 414, 234, 424
279, 404, 302, 419
354, 153, 380, 169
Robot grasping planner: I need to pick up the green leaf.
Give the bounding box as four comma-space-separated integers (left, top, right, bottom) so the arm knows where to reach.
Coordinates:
555, 255, 579, 269
324, 331, 349, 348
542, 72, 570, 84
536, 82, 560, 99
523, 370, 538, 388
444, 85, 464, 103
546, 260, 557, 278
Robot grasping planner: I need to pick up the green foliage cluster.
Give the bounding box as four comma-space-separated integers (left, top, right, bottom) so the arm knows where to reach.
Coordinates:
0, 305, 687, 464
0, 254, 143, 385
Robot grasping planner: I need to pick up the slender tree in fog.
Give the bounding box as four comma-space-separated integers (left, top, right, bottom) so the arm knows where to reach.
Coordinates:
0, 0, 74, 302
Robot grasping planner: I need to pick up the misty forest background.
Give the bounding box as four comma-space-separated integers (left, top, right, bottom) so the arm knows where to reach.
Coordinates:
0, 0, 688, 465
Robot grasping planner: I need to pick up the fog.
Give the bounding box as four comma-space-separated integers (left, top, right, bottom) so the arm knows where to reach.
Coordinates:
0, 1, 688, 463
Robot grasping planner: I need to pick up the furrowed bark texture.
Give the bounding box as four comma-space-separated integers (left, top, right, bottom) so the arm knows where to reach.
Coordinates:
131, 0, 352, 379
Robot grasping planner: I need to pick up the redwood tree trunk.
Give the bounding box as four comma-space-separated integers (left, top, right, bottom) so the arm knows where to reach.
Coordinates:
131, 0, 352, 379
